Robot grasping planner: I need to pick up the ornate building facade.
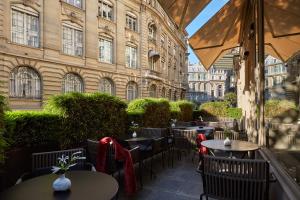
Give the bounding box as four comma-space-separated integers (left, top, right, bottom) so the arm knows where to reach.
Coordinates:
0, 0, 188, 109
187, 54, 235, 104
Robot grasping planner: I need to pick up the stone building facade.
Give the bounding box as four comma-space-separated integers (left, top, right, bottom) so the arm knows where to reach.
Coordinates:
187, 54, 235, 104
0, 0, 188, 109
264, 55, 288, 100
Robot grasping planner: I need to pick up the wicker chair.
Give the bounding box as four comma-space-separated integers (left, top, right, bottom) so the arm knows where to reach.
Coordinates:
173, 129, 197, 160
16, 148, 90, 184
200, 155, 270, 200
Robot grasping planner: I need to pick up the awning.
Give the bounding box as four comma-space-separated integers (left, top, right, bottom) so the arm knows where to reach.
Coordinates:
148, 50, 160, 59
158, 0, 211, 29
189, 0, 300, 69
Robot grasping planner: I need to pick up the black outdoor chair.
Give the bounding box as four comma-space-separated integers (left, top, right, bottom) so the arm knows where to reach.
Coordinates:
86, 139, 141, 187
173, 129, 197, 160
16, 148, 90, 184
200, 155, 270, 200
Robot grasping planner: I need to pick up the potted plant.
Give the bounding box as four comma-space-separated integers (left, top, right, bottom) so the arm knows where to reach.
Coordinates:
129, 121, 139, 138
51, 151, 86, 191
223, 128, 232, 146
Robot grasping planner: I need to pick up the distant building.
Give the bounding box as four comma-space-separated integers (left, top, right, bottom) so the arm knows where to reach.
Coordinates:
264, 55, 288, 100
187, 54, 235, 104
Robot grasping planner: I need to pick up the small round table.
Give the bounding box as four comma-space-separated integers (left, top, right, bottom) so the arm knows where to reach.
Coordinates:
0, 171, 119, 200
201, 140, 259, 158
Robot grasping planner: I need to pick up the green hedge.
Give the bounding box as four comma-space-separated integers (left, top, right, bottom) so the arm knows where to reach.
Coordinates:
4, 111, 62, 148
170, 100, 194, 121
0, 95, 7, 163
265, 99, 298, 118
45, 92, 127, 147
127, 98, 170, 128
199, 101, 242, 119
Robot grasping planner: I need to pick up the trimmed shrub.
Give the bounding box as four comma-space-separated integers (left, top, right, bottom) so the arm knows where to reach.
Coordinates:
0, 95, 8, 163
4, 111, 62, 148
45, 92, 127, 147
199, 101, 242, 120
200, 101, 229, 118
227, 107, 242, 119
127, 98, 170, 128
170, 100, 194, 121
265, 99, 298, 118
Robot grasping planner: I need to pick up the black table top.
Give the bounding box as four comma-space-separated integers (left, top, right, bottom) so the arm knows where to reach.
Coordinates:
201, 140, 259, 152
125, 137, 154, 142
0, 171, 119, 200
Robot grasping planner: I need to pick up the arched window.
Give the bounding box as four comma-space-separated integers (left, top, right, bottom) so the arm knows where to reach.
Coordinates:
149, 84, 157, 97
218, 85, 223, 97
161, 87, 166, 98
62, 73, 84, 93
127, 81, 138, 101
10, 66, 41, 99
148, 23, 156, 40
173, 91, 177, 101
99, 78, 114, 95
168, 89, 172, 100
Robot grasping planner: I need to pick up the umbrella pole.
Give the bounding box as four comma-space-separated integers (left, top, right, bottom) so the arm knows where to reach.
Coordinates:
257, 0, 266, 146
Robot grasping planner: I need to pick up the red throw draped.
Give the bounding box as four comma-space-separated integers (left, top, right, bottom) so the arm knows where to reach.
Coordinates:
96, 137, 137, 195
196, 134, 208, 155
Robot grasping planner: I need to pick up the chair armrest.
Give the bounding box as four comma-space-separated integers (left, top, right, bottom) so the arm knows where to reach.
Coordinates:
269, 172, 277, 183
129, 146, 140, 164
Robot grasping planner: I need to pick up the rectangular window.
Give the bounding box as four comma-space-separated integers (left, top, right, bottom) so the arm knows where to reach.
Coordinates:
99, 37, 113, 63
99, 1, 113, 21
62, 25, 83, 57
65, 0, 82, 8
126, 45, 137, 68
11, 9, 39, 48
126, 14, 137, 32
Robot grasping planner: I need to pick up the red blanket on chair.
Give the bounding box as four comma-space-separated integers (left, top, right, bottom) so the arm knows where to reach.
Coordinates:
96, 137, 137, 195
196, 134, 208, 155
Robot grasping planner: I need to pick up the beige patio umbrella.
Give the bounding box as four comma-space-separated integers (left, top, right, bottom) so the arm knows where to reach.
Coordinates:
189, 0, 300, 70
157, 0, 211, 29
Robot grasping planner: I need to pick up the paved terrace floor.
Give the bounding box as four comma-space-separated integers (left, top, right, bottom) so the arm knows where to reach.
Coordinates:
119, 154, 205, 200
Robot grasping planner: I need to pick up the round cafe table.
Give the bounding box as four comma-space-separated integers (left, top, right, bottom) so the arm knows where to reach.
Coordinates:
201, 140, 259, 158
0, 171, 119, 200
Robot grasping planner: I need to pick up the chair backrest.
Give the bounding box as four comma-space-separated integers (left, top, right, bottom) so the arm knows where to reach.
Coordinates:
140, 128, 168, 138
202, 156, 269, 200
214, 130, 240, 140
32, 148, 86, 171
173, 129, 197, 150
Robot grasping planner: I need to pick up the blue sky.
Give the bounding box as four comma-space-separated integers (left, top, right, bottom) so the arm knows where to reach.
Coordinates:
186, 0, 229, 64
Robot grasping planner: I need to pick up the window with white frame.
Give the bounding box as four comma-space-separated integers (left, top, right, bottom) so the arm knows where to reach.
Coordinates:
10, 66, 41, 99
149, 57, 156, 71
127, 81, 138, 101
99, 37, 113, 63
64, 0, 82, 8
62, 73, 84, 93
99, 78, 114, 95
98, 0, 113, 21
11, 6, 39, 48
62, 23, 83, 57
126, 45, 137, 68
126, 13, 137, 32
149, 84, 157, 97
148, 24, 156, 40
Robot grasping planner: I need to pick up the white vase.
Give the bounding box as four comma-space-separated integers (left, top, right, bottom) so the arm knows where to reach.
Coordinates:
52, 174, 71, 191
132, 131, 137, 138
224, 137, 232, 146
